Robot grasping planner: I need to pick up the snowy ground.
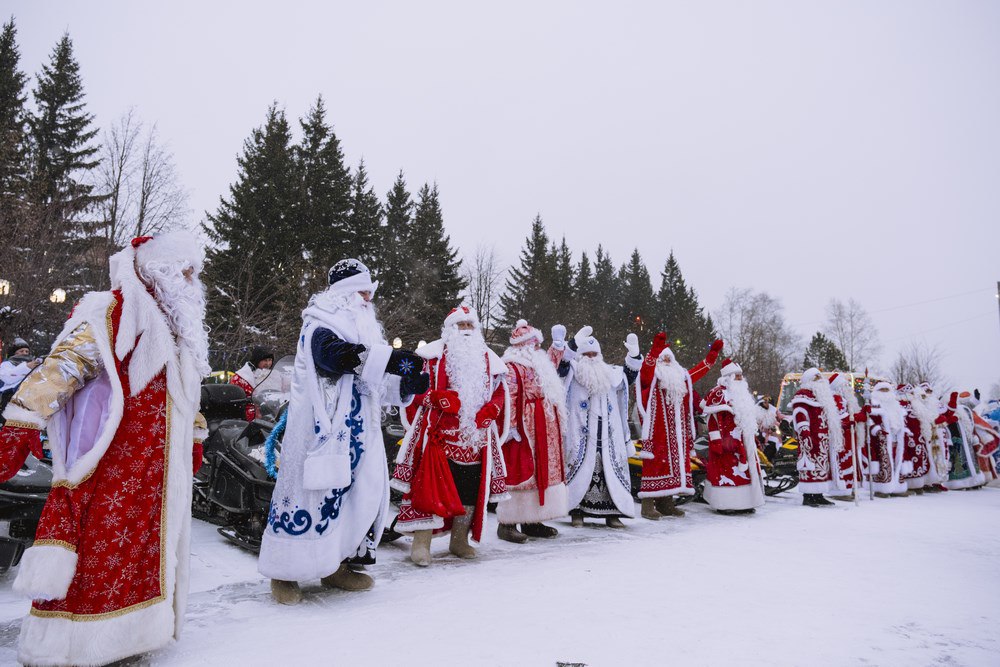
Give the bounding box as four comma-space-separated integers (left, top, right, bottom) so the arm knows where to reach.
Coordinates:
1, 486, 999, 666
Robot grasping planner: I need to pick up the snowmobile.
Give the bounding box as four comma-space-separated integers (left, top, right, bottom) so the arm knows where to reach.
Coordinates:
0, 451, 51, 574
192, 355, 295, 553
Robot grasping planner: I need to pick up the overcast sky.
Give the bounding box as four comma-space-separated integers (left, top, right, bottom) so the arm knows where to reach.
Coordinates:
9, 1, 1000, 393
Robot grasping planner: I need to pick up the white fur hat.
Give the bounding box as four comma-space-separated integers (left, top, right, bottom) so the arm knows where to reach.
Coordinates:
510, 319, 543, 347
719, 358, 742, 377
574, 326, 601, 356
134, 229, 204, 272
444, 305, 480, 329
658, 347, 676, 362
801, 367, 822, 384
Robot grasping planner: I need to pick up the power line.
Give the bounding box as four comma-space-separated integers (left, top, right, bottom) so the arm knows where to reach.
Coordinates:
883, 312, 994, 344
792, 286, 993, 329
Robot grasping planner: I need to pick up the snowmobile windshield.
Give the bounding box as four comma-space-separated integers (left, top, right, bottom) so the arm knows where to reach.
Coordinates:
252, 355, 294, 404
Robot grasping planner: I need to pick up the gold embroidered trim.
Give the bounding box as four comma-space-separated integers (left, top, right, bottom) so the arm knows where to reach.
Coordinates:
3, 419, 42, 431
160, 394, 171, 597
50, 468, 96, 489
31, 539, 76, 553
30, 593, 166, 622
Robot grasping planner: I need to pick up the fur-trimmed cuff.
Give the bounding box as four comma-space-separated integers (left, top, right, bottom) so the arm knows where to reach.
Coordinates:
624, 355, 642, 372
389, 477, 411, 494
1, 404, 45, 430
13, 542, 78, 601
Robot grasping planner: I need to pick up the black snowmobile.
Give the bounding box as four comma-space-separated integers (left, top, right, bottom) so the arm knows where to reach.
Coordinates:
0, 451, 52, 573
193, 355, 293, 554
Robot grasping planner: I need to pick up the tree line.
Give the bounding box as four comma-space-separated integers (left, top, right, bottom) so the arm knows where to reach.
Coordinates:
3, 19, 916, 397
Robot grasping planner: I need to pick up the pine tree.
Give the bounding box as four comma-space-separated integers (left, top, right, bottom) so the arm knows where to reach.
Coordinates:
551, 237, 575, 307
653, 251, 718, 390
405, 183, 465, 342
803, 332, 849, 371
377, 171, 413, 314
499, 214, 553, 329
589, 245, 622, 345
347, 158, 383, 266
296, 94, 352, 289
568, 251, 594, 332
619, 248, 655, 348
28, 33, 100, 217
0, 18, 28, 200
202, 104, 302, 362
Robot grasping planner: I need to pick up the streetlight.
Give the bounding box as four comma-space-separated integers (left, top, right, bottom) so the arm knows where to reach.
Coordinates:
392, 337, 402, 349
49, 288, 66, 304
0, 279, 9, 296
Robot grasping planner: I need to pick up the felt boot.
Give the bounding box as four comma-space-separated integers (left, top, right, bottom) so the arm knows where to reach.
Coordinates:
570, 510, 584, 528
449, 507, 477, 559
497, 523, 528, 544
270, 579, 302, 605
321, 562, 374, 591
520, 523, 559, 538
605, 516, 626, 528
410, 529, 432, 567
641, 498, 663, 521
655, 496, 685, 517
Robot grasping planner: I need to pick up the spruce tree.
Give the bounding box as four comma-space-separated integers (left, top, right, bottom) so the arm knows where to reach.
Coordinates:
0, 18, 28, 200
590, 245, 622, 345
803, 332, 849, 371
619, 248, 655, 347
655, 251, 718, 388
569, 251, 594, 332
499, 214, 553, 329
347, 158, 383, 266
28, 33, 100, 217
296, 94, 352, 287
551, 237, 575, 308
377, 171, 413, 324
405, 183, 465, 342
202, 104, 302, 362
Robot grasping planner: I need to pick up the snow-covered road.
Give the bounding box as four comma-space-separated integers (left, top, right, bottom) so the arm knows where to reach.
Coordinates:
2, 487, 998, 666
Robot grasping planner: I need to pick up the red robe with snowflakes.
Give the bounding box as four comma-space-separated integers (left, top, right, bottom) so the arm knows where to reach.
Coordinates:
0, 251, 205, 666
635, 340, 717, 498
700, 384, 766, 510
831, 394, 860, 491
791, 388, 850, 495
390, 339, 509, 543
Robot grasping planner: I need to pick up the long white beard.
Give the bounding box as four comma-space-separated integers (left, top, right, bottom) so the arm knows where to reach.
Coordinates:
721, 377, 758, 437
909, 394, 936, 444
871, 392, 906, 433
573, 354, 616, 397
654, 359, 689, 404
141, 262, 211, 378
309, 288, 386, 347
502, 345, 568, 413
801, 378, 845, 453
834, 383, 861, 415
443, 326, 491, 434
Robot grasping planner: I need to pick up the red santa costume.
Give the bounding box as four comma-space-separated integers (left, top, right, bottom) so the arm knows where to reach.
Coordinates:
635, 333, 722, 519
700, 359, 766, 513
390, 307, 509, 565
862, 381, 910, 496
899, 384, 933, 491
829, 373, 864, 496
791, 368, 849, 505
495, 320, 569, 542
0, 232, 210, 666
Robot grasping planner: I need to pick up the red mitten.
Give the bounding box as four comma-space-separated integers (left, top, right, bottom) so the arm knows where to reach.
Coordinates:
650, 332, 668, 356
854, 409, 868, 423
428, 390, 461, 414
948, 392, 959, 410
706, 339, 724, 365
193, 441, 204, 475
0, 424, 43, 482
475, 403, 500, 429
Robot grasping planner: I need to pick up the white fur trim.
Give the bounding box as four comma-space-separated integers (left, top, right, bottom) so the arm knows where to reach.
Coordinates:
624, 355, 642, 372
12, 544, 78, 601
1, 402, 45, 429
496, 483, 569, 524
17, 589, 177, 667
396, 515, 445, 534
389, 477, 411, 494
443, 306, 480, 329
134, 229, 204, 272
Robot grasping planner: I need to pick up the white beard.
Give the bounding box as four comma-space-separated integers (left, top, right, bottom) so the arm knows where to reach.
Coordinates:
871, 392, 906, 433
573, 354, 617, 397
833, 382, 861, 415
721, 377, 758, 437
443, 326, 491, 434
654, 359, 690, 404
309, 288, 386, 347
502, 345, 567, 411
909, 394, 936, 444
141, 261, 211, 378
801, 377, 845, 453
